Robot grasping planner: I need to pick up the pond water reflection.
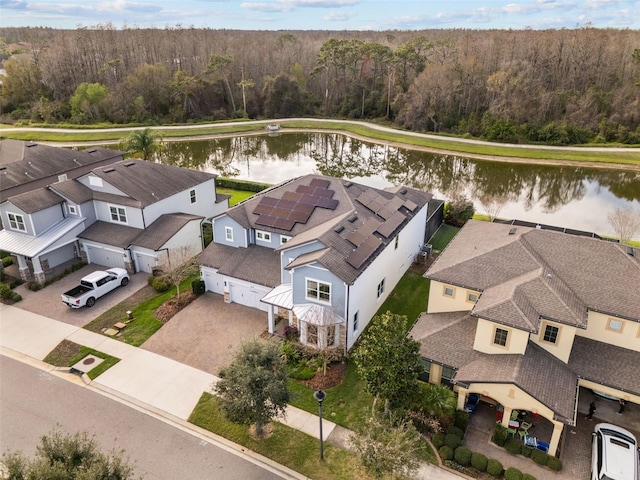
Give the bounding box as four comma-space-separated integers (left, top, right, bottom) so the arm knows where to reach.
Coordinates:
158, 132, 640, 240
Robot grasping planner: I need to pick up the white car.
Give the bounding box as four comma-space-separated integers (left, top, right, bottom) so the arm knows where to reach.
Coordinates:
591, 423, 639, 480
61, 268, 130, 308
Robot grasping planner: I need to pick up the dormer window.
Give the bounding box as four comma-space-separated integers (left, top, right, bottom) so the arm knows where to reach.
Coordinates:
109, 205, 127, 224
493, 327, 509, 347
8, 213, 26, 232
256, 230, 271, 242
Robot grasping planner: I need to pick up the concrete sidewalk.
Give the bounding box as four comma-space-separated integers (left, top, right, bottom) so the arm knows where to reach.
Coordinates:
0, 303, 462, 480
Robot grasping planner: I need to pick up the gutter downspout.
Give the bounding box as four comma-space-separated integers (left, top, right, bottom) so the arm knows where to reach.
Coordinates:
344, 282, 349, 354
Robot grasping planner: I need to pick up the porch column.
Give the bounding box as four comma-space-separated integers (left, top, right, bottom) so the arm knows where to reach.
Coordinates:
16, 255, 31, 281
268, 307, 275, 334
288, 310, 293, 326
457, 388, 469, 411
32, 256, 45, 284
548, 421, 563, 457
429, 363, 443, 385
501, 407, 514, 428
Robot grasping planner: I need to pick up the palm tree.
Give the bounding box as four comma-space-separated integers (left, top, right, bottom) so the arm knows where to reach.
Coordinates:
120, 128, 163, 160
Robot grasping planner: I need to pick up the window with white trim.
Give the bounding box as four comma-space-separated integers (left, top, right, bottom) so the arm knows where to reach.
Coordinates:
190, 189, 197, 204
8, 213, 26, 232
280, 235, 291, 244
225, 226, 234, 242
377, 278, 386, 298
109, 205, 127, 223
542, 324, 560, 344
68, 205, 77, 215
306, 278, 331, 303
307, 324, 318, 345
256, 230, 271, 241
493, 327, 509, 347
606, 318, 624, 333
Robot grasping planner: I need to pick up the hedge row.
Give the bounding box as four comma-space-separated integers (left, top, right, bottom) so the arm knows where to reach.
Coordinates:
216, 177, 271, 192
493, 425, 562, 471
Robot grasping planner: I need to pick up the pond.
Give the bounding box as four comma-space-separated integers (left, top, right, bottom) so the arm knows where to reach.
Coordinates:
156, 132, 640, 240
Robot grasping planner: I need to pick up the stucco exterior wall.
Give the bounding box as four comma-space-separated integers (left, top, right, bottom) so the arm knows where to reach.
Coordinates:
473, 318, 528, 354
529, 319, 577, 363
578, 310, 640, 352
426, 280, 480, 314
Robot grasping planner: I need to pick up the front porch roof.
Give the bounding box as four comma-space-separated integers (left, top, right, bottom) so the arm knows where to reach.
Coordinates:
0, 216, 85, 257
261, 283, 293, 310
410, 312, 578, 424
293, 303, 345, 326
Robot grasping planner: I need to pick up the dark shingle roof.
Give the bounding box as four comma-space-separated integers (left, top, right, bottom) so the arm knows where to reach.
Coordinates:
427, 221, 640, 329
199, 243, 281, 288
91, 160, 216, 207
78, 221, 142, 248
49, 180, 94, 204
215, 174, 432, 285
134, 213, 202, 250
7, 187, 63, 213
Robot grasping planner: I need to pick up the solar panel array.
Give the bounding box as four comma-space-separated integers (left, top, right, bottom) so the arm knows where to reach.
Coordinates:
253, 179, 339, 231
346, 235, 383, 269
376, 210, 405, 238
347, 217, 382, 246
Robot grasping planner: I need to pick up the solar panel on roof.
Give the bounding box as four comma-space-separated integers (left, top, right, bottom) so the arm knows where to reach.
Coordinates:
256, 214, 277, 227
309, 178, 331, 188
274, 217, 296, 230
346, 236, 383, 269
369, 196, 387, 213
315, 188, 335, 198
296, 185, 316, 195
377, 211, 406, 237
316, 197, 339, 209
253, 203, 274, 215
282, 191, 302, 201
289, 209, 313, 223
278, 199, 297, 210
403, 199, 418, 211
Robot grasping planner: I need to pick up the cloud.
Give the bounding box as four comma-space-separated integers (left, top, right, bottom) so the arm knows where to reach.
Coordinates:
241, 0, 358, 13
324, 10, 353, 21
0, 0, 28, 10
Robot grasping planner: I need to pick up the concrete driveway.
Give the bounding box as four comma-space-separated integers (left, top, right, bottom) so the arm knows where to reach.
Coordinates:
12, 264, 148, 327
140, 292, 269, 375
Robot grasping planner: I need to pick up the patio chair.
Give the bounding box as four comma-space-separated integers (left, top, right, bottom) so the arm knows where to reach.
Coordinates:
520, 421, 532, 431
510, 410, 519, 421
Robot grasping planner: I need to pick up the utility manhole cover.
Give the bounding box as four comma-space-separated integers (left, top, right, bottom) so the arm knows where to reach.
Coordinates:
71, 354, 104, 374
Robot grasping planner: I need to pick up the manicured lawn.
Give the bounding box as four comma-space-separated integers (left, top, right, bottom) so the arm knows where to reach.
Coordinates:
216, 187, 255, 206
376, 270, 430, 326
43, 340, 120, 380
189, 393, 370, 480
429, 224, 460, 252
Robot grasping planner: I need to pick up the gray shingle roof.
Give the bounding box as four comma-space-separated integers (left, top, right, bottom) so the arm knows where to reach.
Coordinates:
91, 160, 216, 207
134, 213, 202, 250
49, 180, 94, 204
215, 174, 432, 285
199, 243, 281, 288
78, 221, 142, 248
410, 312, 578, 424
427, 221, 640, 330
7, 187, 63, 213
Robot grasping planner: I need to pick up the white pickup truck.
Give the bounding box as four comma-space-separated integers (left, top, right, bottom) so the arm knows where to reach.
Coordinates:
61, 268, 130, 308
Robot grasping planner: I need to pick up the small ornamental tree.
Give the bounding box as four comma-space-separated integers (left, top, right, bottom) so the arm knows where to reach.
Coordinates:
349, 411, 425, 480
607, 207, 640, 244
214, 340, 290, 437
1, 429, 140, 479
119, 128, 163, 160
351, 311, 422, 412
445, 194, 475, 227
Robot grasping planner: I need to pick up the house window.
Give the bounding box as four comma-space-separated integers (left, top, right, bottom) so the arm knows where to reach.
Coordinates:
443, 286, 456, 298
225, 226, 234, 242
493, 327, 509, 347
327, 325, 336, 346
68, 205, 77, 215
307, 324, 318, 345
306, 278, 331, 303
353, 311, 359, 332
394, 235, 399, 250
256, 230, 271, 241
190, 189, 197, 204
542, 324, 560, 344
442, 365, 456, 384
109, 205, 127, 223
467, 292, 478, 303
281, 235, 291, 245
418, 359, 431, 383
606, 318, 624, 333
7, 213, 26, 232
377, 278, 386, 298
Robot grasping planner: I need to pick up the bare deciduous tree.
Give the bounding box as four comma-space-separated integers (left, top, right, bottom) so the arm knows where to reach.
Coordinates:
161, 246, 199, 297
607, 207, 640, 244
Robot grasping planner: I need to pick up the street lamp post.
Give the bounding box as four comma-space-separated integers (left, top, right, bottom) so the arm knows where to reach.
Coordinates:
314, 390, 326, 460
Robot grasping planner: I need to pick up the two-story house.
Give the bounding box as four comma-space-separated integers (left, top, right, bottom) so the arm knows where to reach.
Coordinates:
409, 220, 640, 457
0, 153, 229, 283
199, 174, 441, 350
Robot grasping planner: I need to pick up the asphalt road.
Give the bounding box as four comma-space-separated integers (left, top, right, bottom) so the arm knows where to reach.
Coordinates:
0, 356, 293, 480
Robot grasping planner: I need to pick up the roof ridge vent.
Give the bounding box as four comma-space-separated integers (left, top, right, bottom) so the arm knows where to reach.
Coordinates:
334, 225, 345, 233
103, 168, 116, 173
399, 187, 407, 194
348, 213, 358, 223
124, 162, 136, 167
87, 148, 97, 153
627, 246, 635, 257
26, 142, 37, 147
509, 228, 517, 235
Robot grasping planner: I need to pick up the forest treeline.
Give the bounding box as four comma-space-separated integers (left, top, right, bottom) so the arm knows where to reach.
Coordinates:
1, 26, 639, 145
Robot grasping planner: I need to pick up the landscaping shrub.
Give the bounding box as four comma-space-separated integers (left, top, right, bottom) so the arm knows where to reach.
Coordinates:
0, 283, 11, 299
453, 446, 472, 466
148, 275, 170, 292
431, 432, 446, 449
287, 360, 316, 380
191, 279, 205, 295
505, 438, 522, 454
546, 456, 562, 471
520, 445, 533, 457
454, 410, 470, 431
28, 282, 43, 291
486, 459, 504, 477
2, 256, 14, 267
10, 291, 22, 302
492, 423, 508, 447
531, 449, 548, 465
216, 177, 271, 192
438, 445, 454, 461
522, 474, 537, 480
444, 433, 462, 450
283, 325, 299, 341
505, 467, 523, 480
447, 425, 464, 439
471, 452, 488, 472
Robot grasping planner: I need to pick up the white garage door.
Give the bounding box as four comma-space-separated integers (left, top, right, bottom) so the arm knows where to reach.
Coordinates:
203, 269, 225, 294
135, 252, 157, 273
86, 246, 125, 269
229, 283, 270, 312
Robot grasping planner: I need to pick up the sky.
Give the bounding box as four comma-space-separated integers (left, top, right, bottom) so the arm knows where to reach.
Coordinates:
0, 0, 639, 30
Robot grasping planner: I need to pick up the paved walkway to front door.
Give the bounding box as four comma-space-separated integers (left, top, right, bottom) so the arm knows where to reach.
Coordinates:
140, 292, 268, 375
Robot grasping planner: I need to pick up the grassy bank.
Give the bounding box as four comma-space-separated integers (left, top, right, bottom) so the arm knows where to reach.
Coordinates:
2, 119, 639, 167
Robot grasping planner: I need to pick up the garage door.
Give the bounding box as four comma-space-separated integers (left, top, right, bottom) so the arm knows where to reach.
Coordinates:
203, 269, 225, 294
135, 252, 157, 273
229, 283, 269, 312
85, 246, 125, 269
